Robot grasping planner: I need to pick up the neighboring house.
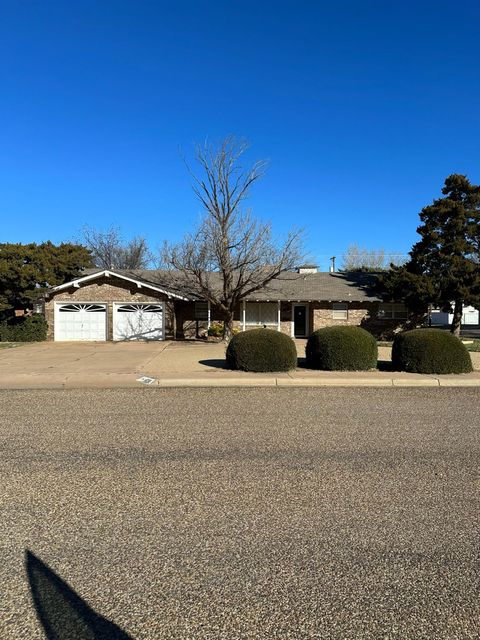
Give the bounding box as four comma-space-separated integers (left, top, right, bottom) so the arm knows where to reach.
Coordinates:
44, 266, 409, 341
430, 305, 479, 327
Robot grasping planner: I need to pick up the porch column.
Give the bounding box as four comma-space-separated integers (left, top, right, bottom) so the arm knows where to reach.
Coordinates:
277, 300, 281, 332
207, 301, 211, 330
242, 300, 246, 331
290, 303, 295, 337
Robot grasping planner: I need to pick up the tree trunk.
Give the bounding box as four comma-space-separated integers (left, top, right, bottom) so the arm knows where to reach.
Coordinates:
222, 312, 234, 342
450, 300, 463, 337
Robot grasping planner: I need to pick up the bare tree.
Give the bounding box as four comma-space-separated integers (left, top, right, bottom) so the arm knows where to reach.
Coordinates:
341, 244, 407, 271
81, 226, 152, 270
162, 137, 303, 339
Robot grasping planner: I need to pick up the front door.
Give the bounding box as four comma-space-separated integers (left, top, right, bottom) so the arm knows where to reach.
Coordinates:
293, 305, 307, 337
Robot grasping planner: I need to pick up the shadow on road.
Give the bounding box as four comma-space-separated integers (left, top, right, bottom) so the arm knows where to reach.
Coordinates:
26, 550, 133, 639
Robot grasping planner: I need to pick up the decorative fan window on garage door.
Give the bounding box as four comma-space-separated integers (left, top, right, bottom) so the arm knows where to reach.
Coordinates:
113, 303, 164, 341
55, 303, 107, 341
58, 304, 106, 313
116, 304, 163, 313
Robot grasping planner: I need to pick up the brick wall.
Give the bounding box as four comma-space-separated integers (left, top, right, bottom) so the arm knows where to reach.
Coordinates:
46, 280, 402, 341
310, 302, 379, 332
45, 277, 173, 340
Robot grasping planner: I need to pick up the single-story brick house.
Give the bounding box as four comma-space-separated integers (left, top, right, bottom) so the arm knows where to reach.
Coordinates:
44, 266, 409, 341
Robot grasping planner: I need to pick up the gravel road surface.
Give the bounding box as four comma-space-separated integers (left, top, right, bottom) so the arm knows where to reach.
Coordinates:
0, 388, 479, 639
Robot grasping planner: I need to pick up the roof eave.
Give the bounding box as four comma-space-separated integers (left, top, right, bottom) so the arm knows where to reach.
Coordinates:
47, 269, 191, 301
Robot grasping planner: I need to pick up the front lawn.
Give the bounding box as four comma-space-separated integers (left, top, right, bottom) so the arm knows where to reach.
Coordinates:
463, 339, 480, 352
0, 342, 24, 349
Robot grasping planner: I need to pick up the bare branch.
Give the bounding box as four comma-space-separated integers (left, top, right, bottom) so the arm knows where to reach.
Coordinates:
163, 137, 304, 338
80, 225, 153, 270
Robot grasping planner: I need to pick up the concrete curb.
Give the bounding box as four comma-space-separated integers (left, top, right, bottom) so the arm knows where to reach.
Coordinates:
0, 374, 479, 390
150, 377, 480, 388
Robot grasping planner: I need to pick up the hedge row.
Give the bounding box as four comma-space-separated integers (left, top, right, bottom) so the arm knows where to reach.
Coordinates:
226, 326, 378, 372
0, 315, 48, 342
225, 326, 472, 375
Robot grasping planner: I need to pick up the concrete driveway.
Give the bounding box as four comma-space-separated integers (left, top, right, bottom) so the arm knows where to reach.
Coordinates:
0, 340, 478, 388
0, 341, 172, 375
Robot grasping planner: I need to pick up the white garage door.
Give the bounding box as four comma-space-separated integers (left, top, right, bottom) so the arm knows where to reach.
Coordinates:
55, 303, 107, 341
113, 303, 164, 341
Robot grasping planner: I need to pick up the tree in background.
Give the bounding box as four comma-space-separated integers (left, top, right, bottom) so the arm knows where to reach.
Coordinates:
341, 244, 406, 271
81, 225, 152, 270
0, 242, 93, 310
162, 136, 303, 339
379, 174, 480, 336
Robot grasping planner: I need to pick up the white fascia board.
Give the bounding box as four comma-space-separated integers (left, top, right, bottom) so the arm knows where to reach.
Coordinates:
48, 269, 189, 300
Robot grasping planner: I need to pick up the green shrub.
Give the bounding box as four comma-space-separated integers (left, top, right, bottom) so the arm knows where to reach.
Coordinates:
0, 315, 47, 342
392, 329, 472, 374
207, 322, 224, 337
226, 328, 297, 372
305, 326, 378, 371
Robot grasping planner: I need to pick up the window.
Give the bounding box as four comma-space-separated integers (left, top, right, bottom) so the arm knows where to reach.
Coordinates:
194, 301, 209, 321
245, 302, 278, 325
378, 303, 408, 320
332, 303, 348, 320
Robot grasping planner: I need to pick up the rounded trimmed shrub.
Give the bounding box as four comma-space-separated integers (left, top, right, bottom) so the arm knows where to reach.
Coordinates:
305, 326, 378, 371
226, 328, 297, 372
392, 329, 472, 374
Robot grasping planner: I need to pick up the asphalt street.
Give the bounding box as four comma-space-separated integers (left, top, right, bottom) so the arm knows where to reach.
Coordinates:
0, 388, 479, 639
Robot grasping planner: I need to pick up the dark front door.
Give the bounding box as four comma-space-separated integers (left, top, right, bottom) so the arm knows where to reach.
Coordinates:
294, 305, 307, 337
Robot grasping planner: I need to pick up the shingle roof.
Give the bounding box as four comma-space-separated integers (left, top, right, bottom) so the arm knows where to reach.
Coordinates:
96, 269, 381, 302
241, 271, 381, 302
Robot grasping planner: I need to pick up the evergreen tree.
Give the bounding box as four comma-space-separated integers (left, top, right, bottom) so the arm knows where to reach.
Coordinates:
0, 242, 93, 309
379, 174, 480, 335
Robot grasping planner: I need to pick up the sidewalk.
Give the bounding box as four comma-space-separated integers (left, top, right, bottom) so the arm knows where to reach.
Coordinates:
0, 368, 479, 389
0, 340, 478, 389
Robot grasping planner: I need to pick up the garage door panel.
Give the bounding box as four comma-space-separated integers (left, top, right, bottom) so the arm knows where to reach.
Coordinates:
113, 303, 164, 341
55, 303, 107, 341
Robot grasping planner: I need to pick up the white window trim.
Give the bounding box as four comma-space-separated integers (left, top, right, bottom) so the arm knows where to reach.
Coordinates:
244, 302, 279, 328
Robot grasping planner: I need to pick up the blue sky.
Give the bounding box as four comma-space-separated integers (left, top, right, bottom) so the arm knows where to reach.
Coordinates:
1, 1, 479, 269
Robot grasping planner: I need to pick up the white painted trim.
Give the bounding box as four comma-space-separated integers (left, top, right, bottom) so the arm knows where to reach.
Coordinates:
112, 301, 165, 341
277, 300, 281, 331
242, 300, 246, 331
207, 301, 211, 330
54, 301, 108, 342
292, 303, 309, 338
244, 301, 279, 327
48, 269, 189, 300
